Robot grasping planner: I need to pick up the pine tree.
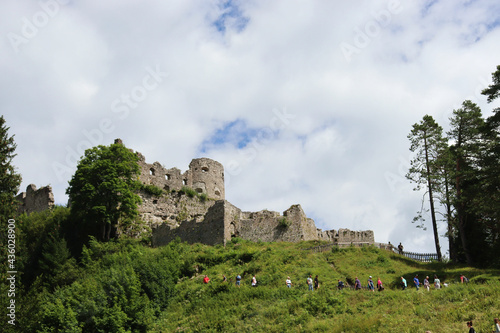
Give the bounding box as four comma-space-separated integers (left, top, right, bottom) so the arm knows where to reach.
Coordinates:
406, 115, 447, 261
0, 115, 22, 221
447, 100, 484, 265
0, 115, 22, 327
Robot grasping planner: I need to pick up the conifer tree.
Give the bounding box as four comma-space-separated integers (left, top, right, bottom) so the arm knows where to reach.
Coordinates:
447, 100, 484, 265
0, 115, 22, 221
407, 115, 447, 261
0, 115, 22, 326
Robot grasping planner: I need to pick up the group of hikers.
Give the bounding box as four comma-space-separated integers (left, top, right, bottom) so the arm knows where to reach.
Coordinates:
202, 272, 471, 293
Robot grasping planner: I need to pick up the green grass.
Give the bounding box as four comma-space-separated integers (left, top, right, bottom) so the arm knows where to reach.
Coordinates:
14, 230, 500, 332
151, 240, 500, 333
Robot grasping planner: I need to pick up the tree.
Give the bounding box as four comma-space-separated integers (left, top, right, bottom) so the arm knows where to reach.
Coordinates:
447, 100, 484, 265
406, 115, 447, 261
481, 64, 500, 103
0, 115, 22, 221
66, 141, 142, 241
479, 65, 500, 265
0, 115, 22, 330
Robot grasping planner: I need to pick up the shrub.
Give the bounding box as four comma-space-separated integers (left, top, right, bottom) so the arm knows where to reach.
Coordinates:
278, 217, 291, 228
180, 186, 197, 198
199, 193, 208, 202
140, 184, 163, 196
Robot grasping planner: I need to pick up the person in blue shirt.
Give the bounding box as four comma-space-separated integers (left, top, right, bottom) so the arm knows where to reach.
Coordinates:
235, 274, 241, 287
413, 274, 420, 290
367, 276, 375, 292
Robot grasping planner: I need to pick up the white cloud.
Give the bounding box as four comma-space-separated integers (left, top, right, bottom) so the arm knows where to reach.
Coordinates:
2, 0, 499, 255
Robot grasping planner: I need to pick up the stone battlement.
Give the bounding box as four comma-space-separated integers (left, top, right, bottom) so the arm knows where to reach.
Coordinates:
18, 140, 376, 247
16, 184, 55, 214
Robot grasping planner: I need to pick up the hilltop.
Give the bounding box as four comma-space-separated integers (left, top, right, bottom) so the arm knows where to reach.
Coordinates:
8, 208, 500, 332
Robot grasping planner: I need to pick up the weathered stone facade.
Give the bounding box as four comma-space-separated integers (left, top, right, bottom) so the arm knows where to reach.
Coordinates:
18, 140, 376, 247
149, 199, 375, 247
137, 153, 224, 200
16, 184, 55, 214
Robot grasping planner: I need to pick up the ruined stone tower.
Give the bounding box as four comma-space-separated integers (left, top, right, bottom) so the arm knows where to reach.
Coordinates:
185, 158, 225, 200
136, 154, 224, 200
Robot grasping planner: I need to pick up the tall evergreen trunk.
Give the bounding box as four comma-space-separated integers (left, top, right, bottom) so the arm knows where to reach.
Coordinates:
455, 159, 473, 265
424, 136, 442, 261
444, 177, 456, 261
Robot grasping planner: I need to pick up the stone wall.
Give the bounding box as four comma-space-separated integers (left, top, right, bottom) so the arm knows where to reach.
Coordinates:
16, 184, 55, 214
137, 154, 224, 200
17, 140, 377, 248
152, 200, 226, 247
234, 204, 318, 243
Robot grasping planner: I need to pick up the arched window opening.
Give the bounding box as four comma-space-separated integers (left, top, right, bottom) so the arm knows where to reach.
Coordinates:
202, 167, 209, 173
165, 174, 171, 180
149, 168, 155, 176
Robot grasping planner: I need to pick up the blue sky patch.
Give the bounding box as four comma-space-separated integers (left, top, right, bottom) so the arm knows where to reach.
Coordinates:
199, 119, 264, 153
213, 0, 249, 34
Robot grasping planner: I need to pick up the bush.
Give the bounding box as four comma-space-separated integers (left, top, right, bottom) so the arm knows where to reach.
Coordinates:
278, 217, 290, 228
180, 186, 197, 198
140, 184, 163, 196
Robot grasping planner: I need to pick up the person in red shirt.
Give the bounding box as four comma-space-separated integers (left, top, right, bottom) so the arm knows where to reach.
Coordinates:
203, 275, 210, 284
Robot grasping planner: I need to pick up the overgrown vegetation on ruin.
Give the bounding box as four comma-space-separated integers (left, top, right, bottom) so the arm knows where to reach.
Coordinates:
178, 185, 209, 202
6, 209, 500, 332
139, 183, 164, 196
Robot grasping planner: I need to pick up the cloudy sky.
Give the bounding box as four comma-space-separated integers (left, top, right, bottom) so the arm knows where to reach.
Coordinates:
2, 0, 499, 254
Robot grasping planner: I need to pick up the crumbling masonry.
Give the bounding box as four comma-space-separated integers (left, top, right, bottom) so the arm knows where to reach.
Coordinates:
17, 141, 376, 247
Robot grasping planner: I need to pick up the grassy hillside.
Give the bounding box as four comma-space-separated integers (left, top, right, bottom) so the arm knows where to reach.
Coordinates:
150, 239, 500, 333
5, 209, 500, 333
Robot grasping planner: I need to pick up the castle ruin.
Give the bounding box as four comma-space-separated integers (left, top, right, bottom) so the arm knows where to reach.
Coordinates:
17, 140, 376, 247
16, 184, 55, 214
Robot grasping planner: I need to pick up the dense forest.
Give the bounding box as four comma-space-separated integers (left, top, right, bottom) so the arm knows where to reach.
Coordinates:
0, 65, 498, 332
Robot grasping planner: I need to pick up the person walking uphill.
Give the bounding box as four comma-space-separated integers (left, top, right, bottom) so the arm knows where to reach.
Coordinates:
307, 275, 314, 291
401, 276, 407, 290
467, 320, 476, 333
285, 276, 292, 288
251, 275, 257, 287
423, 276, 430, 291
236, 274, 241, 287
314, 275, 319, 290
377, 277, 384, 291
493, 317, 500, 333
355, 277, 362, 290
367, 276, 375, 292
203, 275, 210, 284
413, 274, 420, 290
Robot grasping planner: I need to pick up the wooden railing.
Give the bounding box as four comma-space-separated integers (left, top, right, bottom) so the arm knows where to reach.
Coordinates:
392, 249, 439, 262
303, 243, 439, 262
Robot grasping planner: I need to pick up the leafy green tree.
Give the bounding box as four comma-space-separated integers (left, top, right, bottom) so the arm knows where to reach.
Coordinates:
407, 115, 447, 261
66, 141, 142, 242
